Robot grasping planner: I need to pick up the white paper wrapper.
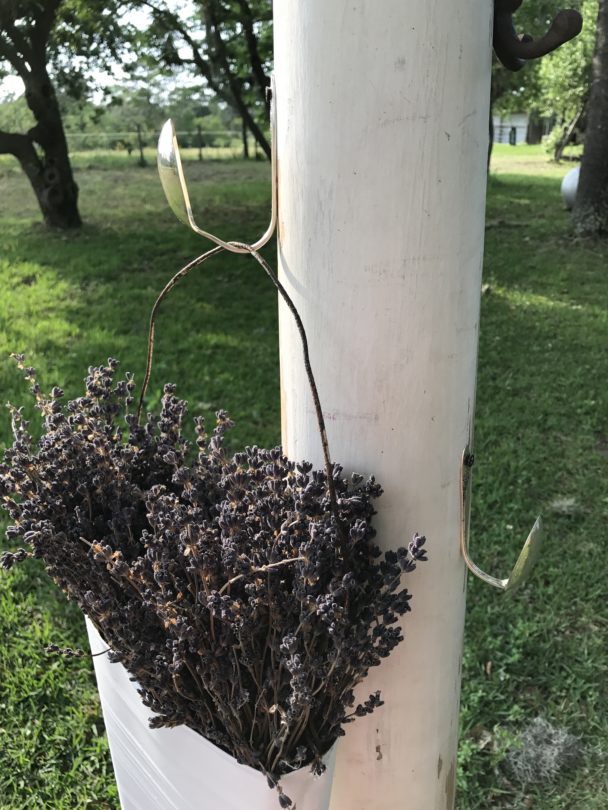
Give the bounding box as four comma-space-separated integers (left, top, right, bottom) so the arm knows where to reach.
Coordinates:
86, 619, 336, 809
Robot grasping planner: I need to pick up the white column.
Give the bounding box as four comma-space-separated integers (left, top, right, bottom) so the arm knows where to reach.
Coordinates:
274, 3, 492, 809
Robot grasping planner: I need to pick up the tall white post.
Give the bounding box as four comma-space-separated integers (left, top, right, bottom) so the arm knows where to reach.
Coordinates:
274, 3, 492, 809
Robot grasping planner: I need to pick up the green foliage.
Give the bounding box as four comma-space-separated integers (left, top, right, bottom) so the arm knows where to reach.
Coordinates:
199, 0, 273, 91
0, 78, 254, 155
0, 0, 272, 177
538, 0, 598, 119
0, 95, 35, 132
99, 85, 163, 134
0, 1, 140, 228
492, 0, 579, 113
492, 0, 592, 117
128, 0, 272, 152
0, 0, 131, 96
49, 1, 130, 99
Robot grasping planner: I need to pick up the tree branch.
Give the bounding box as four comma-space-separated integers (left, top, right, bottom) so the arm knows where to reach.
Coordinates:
234, 0, 270, 116
0, 129, 42, 180
137, 0, 271, 157
0, 32, 31, 79
0, 129, 27, 155
2, 18, 34, 67
31, 0, 62, 56
205, 0, 270, 157
137, 0, 224, 97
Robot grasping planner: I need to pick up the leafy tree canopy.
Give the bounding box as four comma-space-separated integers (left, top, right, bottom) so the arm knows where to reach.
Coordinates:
492, 0, 588, 114
538, 0, 598, 120
0, 0, 133, 99
0, 0, 141, 227
126, 0, 272, 155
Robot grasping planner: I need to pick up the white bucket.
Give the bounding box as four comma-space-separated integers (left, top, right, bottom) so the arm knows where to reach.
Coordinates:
561, 166, 580, 209
86, 619, 337, 809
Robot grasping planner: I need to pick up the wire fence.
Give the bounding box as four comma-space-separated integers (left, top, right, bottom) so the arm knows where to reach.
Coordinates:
64, 127, 267, 166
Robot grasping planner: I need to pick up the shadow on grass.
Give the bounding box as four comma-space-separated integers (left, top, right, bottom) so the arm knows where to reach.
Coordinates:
485, 173, 607, 311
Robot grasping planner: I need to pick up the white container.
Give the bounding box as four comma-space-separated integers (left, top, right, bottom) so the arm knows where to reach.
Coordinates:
86, 619, 337, 810
561, 166, 580, 209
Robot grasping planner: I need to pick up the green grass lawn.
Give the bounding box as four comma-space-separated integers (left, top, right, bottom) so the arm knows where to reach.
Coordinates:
0, 143, 606, 808
460, 146, 608, 808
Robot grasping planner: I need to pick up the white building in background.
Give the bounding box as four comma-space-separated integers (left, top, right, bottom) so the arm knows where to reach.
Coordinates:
493, 112, 529, 144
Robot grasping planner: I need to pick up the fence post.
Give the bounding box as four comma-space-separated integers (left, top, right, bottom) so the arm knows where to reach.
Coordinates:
274, 3, 492, 808
136, 124, 146, 167
242, 118, 250, 159
197, 124, 204, 162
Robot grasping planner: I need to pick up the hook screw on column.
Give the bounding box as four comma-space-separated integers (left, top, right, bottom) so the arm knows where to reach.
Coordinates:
493, 0, 583, 71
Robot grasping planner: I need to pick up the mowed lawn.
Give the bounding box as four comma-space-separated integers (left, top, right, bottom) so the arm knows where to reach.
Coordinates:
0, 144, 606, 808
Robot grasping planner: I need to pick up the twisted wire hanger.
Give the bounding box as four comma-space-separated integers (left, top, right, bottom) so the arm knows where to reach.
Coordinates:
145, 76, 343, 532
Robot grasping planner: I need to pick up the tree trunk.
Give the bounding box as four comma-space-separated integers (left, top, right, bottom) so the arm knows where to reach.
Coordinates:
23, 67, 81, 229
488, 103, 495, 170
242, 117, 250, 159
554, 109, 583, 162
275, 2, 492, 808
573, 0, 608, 236
526, 111, 544, 144
203, 2, 271, 160
234, 0, 271, 118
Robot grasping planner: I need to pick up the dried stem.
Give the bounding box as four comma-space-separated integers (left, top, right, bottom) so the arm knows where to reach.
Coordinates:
136, 241, 343, 532
219, 556, 306, 595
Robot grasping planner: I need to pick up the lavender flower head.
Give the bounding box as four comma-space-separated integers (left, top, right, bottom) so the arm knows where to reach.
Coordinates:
0, 356, 428, 805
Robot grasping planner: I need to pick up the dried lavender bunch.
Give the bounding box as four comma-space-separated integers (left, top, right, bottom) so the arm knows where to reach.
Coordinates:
1, 357, 427, 804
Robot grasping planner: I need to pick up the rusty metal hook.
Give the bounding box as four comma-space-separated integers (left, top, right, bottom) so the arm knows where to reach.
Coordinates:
493, 0, 583, 72
460, 447, 543, 593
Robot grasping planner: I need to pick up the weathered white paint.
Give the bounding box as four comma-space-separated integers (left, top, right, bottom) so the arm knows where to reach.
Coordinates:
274, 3, 493, 808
